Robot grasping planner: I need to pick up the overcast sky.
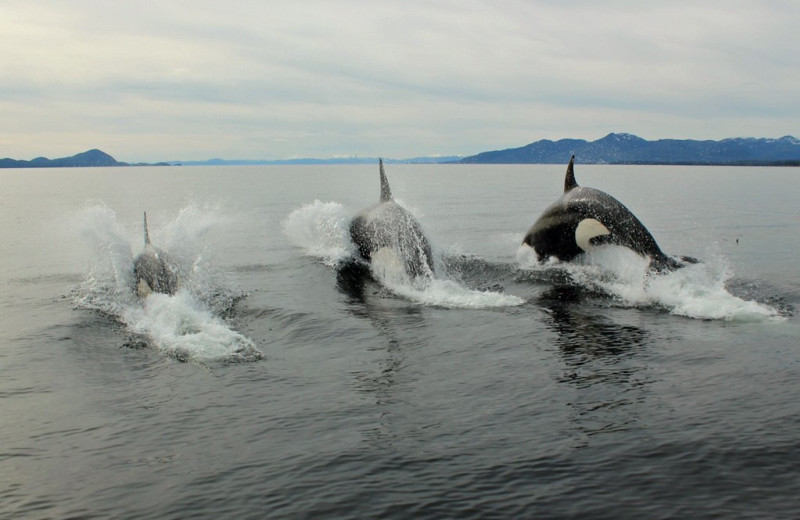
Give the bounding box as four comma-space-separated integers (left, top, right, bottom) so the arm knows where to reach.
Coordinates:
2, 1, 798, 162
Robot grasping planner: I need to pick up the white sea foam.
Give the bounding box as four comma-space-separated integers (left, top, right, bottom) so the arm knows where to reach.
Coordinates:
368, 249, 524, 309
123, 291, 258, 362
383, 275, 525, 309
519, 244, 783, 321
71, 203, 260, 363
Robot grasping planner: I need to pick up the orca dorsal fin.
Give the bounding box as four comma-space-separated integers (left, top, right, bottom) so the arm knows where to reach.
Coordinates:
143, 211, 152, 245
564, 155, 578, 192
379, 158, 392, 201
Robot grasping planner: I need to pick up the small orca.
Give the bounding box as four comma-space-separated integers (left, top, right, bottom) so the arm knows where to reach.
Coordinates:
133, 212, 180, 297
349, 159, 434, 279
523, 156, 687, 272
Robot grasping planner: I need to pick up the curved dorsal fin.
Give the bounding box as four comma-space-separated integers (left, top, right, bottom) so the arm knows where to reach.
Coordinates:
379, 158, 392, 201
143, 211, 152, 245
564, 155, 578, 192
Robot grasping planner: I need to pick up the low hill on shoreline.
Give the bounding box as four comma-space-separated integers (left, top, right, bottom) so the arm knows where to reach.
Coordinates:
0, 149, 170, 168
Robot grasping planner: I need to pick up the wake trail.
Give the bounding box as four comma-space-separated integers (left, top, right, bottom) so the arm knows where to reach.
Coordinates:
518, 244, 784, 321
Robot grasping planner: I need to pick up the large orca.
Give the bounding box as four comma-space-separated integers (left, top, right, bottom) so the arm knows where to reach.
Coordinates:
523, 156, 686, 272
349, 159, 434, 279
133, 212, 180, 297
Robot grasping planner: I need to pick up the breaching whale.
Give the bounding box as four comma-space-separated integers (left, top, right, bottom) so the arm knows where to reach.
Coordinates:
523, 156, 685, 272
349, 159, 434, 279
133, 212, 180, 297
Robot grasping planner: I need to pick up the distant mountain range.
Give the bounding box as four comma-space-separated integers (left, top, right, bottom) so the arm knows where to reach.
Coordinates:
458, 133, 800, 165
4, 134, 800, 168
0, 149, 458, 168
176, 156, 463, 166
0, 149, 170, 168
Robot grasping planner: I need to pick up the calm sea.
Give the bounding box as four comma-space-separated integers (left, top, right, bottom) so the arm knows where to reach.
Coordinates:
1, 164, 799, 519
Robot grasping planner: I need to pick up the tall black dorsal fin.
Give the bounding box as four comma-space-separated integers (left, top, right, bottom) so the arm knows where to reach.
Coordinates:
143, 211, 152, 245
379, 158, 392, 201
564, 155, 578, 192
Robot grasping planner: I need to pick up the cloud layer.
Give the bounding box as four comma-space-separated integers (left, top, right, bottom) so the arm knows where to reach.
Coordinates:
2, 1, 798, 161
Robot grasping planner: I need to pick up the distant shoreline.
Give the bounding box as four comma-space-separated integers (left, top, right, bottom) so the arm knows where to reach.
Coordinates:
3, 158, 798, 168
176, 160, 800, 166
457, 133, 800, 165
3, 133, 800, 168
0, 149, 170, 168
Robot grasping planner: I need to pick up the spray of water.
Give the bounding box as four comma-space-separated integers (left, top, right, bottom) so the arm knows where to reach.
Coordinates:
283, 200, 525, 309
282, 200, 354, 266
70, 203, 261, 363
518, 244, 783, 321
122, 292, 258, 362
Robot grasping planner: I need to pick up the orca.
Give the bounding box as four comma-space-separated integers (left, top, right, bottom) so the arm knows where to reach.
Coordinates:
349, 159, 434, 279
523, 156, 686, 272
133, 212, 180, 297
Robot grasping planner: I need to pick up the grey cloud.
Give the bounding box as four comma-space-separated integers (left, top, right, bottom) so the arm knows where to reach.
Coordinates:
1, 0, 798, 161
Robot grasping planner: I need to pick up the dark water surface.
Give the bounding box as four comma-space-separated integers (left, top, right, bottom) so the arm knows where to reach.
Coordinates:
1, 165, 799, 519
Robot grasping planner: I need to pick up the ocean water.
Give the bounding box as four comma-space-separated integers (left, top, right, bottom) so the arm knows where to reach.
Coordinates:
1, 164, 799, 519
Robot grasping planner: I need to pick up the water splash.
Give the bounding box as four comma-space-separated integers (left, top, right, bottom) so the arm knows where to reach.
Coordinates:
383, 275, 525, 309
70, 203, 261, 363
123, 291, 259, 363
282, 200, 354, 266
519, 244, 783, 321
284, 200, 524, 309
72, 204, 137, 311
